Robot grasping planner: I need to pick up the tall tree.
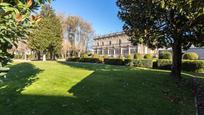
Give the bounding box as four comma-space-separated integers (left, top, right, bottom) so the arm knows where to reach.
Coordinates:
117, 0, 204, 79
27, 18, 50, 60
0, 0, 49, 65
65, 16, 93, 56
28, 4, 62, 60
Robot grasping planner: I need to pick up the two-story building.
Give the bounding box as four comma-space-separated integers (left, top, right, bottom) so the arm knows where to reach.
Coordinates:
93, 32, 158, 57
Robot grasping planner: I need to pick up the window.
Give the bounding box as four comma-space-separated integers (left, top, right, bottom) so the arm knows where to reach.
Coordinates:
119, 39, 122, 45
102, 42, 104, 46
97, 42, 99, 46
109, 41, 112, 45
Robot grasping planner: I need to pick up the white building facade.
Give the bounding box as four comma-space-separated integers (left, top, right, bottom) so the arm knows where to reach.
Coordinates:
93, 32, 158, 57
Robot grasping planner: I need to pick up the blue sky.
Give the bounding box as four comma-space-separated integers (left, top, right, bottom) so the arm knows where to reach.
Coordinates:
51, 0, 123, 35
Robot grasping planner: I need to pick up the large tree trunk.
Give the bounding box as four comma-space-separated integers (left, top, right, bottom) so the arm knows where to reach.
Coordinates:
37, 51, 41, 60
50, 51, 53, 60
171, 41, 182, 80
53, 52, 56, 60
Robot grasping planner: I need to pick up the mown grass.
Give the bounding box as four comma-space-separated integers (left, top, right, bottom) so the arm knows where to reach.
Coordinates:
0, 61, 198, 115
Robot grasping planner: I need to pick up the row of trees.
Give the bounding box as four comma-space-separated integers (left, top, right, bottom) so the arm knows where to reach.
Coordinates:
27, 5, 94, 60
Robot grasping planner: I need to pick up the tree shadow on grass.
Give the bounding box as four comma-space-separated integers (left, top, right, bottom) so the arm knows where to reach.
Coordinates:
0, 63, 43, 114
0, 62, 196, 115
57, 61, 195, 115
0, 63, 43, 93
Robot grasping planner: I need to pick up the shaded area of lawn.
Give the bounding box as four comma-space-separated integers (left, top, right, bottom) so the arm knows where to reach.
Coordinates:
64, 62, 196, 115
0, 61, 196, 115
0, 63, 43, 114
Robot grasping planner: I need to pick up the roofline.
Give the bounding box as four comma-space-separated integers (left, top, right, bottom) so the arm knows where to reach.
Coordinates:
94, 32, 125, 40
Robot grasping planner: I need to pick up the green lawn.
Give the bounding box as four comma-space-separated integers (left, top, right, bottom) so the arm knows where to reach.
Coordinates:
0, 61, 198, 115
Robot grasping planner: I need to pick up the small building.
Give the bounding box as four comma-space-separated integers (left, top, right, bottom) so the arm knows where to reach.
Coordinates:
93, 32, 158, 57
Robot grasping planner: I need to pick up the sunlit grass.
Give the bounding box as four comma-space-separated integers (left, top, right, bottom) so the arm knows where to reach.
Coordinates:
21, 61, 94, 97
0, 61, 197, 115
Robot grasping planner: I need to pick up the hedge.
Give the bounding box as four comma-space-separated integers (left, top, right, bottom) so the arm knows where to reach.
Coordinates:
79, 58, 103, 63
182, 60, 204, 72
67, 57, 204, 73
103, 58, 153, 68
67, 58, 80, 62
104, 58, 124, 65
133, 59, 153, 68
157, 59, 172, 70
157, 59, 204, 72
124, 59, 133, 66
67, 57, 103, 63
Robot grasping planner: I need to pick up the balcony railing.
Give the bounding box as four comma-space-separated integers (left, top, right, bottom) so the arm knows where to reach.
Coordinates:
93, 42, 136, 48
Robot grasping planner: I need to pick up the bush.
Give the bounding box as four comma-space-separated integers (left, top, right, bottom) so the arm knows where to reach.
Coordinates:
119, 55, 125, 60
134, 53, 142, 59
157, 59, 172, 70
92, 54, 100, 58
144, 54, 153, 59
79, 58, 103, 63
159, 51, 172, 59
127, 55, 132, 59
81, 53, 89, 58
182, 60, 204, 72
133, 59, 153, 68
183, 52, 199, 60
104, 58, 124, 65
156, 59, 204, 72
124, 59, 133, 66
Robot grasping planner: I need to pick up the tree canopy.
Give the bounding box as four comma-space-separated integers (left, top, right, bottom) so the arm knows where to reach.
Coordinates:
117, 0, 204, 79
28, 4, 62, 60
0, 0, 50, 65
